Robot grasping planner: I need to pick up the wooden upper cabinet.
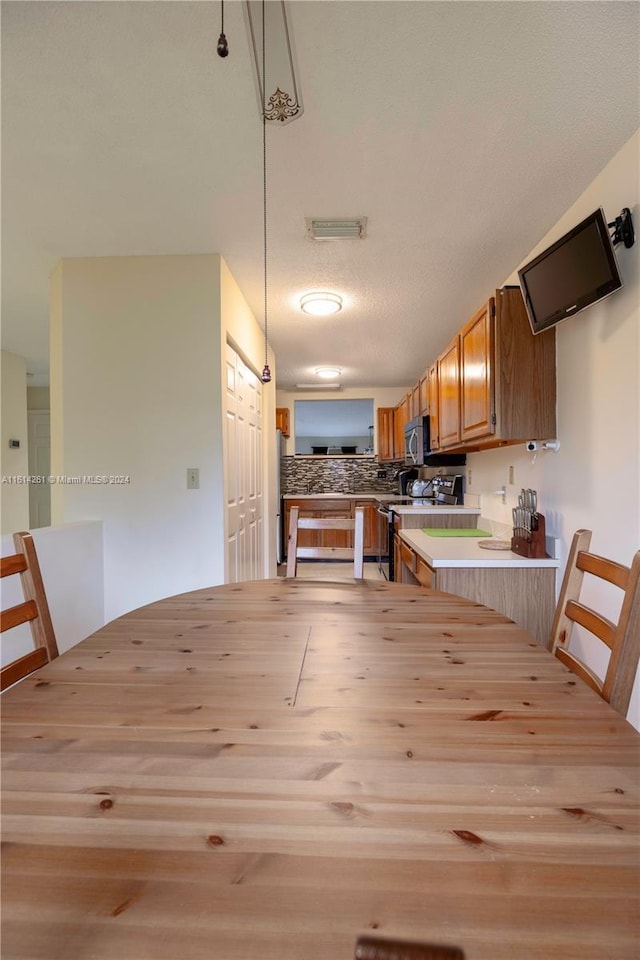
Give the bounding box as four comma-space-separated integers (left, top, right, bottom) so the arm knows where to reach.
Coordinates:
460, 301, 495, 442
433, 288, 556, 450
491, 287, 556, 445
394, 394, 410, 459
427, 363, 440, 450
410, 383, 420, 420
418, 374, 429, 416
275, 407, 290, 437
437, 337, 461, 448
377, 407, 395, 462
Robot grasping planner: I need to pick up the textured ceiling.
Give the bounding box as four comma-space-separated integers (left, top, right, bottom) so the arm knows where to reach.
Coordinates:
2, 1, 639, 389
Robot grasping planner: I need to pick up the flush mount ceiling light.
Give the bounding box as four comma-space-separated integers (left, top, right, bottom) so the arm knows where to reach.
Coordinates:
314, 367, 342, 379
305, 218, 367, 240
300, 292, 343, 316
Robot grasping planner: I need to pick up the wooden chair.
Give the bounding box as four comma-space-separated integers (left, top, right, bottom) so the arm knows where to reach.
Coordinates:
286, 506, 365, 579
355, 935, 465, 960
549, 529, 640, 716
1, 531, 58, 691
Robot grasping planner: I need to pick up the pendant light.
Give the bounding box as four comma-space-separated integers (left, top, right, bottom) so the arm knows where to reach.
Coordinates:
259, 0, 272, 383
216, 0, 229, 57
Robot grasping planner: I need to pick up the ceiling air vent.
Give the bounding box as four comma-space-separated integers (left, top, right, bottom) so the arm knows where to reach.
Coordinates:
305, 218, 367, 241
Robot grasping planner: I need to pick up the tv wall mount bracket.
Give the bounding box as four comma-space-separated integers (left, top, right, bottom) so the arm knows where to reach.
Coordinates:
608, 207, 635, 248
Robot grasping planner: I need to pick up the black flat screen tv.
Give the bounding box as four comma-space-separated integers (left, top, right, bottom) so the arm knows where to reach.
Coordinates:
518, 208, 622, 335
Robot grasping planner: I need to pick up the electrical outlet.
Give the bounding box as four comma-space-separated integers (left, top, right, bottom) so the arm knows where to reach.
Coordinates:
187, 467, 199, 490
377, 470, 387, 479
467, 468, 472, 486
509, 465, 515, 484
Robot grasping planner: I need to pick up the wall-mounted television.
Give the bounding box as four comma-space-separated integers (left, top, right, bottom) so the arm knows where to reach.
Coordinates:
518, 208, 623, 335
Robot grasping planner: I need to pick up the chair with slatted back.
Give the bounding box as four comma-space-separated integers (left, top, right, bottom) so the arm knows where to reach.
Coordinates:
1, 531, 58, 691
286, 506, 365, 579
549, 529, 640, 716
355, 935, 465, 960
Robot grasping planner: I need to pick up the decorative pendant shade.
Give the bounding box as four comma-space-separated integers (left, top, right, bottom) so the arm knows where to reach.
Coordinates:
243, 1, 304, 126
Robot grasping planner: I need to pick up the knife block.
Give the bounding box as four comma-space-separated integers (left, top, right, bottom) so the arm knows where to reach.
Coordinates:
510, 512, 549, 559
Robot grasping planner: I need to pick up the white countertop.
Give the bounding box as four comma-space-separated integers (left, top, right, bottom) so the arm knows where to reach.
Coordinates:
399, 528, 560, 569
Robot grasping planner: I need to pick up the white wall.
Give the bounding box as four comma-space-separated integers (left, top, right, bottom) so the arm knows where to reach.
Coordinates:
467, 130, 640, 728
0, 521, 104, 669
50, 254, 272, 621
1, 350, 29, 533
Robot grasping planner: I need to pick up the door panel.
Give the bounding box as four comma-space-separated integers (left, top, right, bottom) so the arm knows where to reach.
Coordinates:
225, 344, 263, 583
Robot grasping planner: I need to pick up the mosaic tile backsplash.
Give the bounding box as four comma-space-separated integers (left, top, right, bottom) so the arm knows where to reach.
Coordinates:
281, 456, 405, 495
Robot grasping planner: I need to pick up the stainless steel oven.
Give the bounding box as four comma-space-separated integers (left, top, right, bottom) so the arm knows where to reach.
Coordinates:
376, 477, 466, 582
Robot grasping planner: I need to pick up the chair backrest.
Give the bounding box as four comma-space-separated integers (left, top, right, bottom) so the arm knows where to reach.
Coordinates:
355, 935, 465, 960
1, 531, 58, 691
549, 528, 640, 716
286, 506, 365, 579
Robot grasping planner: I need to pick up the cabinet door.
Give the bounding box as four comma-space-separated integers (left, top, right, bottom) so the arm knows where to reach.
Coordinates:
284, 500, 318, 550
411, 384, 420, 419
354, 501, 378, 555
427, 364, 439, 450
275, 407, 290, 437
318, 504, 352, 548
437, 338, 461, 448
376, 407, 395, 462
419, 375, 429, 416
415, 556, 435, 588
460, 301, 495, 442
394, 395, 410, 459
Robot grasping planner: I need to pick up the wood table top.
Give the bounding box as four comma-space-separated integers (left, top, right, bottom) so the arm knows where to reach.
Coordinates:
2, 578, 639, 960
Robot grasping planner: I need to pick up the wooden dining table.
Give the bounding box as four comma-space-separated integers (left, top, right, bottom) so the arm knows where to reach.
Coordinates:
2, 577, 639, 960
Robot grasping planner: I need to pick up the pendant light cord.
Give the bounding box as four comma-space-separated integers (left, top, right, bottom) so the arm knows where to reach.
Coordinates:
262, 0, 269, 371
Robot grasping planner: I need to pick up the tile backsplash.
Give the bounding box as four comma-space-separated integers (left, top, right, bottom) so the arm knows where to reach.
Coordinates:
281, 456, 404, 494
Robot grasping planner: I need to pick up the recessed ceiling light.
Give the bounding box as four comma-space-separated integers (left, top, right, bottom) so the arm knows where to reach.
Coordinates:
300, 292, 343, 316
315, 367, 342, 379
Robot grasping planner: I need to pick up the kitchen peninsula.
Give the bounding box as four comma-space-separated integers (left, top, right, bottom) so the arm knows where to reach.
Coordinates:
283, 494, 481, 561
398, 528, 560, 645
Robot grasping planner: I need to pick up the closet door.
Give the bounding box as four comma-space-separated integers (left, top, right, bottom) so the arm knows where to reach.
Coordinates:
225, 343, 263, 583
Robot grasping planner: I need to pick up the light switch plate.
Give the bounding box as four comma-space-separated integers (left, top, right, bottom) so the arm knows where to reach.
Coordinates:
187, 468, 199, 490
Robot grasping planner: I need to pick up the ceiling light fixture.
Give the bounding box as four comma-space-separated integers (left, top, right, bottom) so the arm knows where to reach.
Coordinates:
315, 367, 342, 379
300, 292, 343, 317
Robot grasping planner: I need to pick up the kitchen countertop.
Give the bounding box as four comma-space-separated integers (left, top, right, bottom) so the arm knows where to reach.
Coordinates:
400, 527, 560, 569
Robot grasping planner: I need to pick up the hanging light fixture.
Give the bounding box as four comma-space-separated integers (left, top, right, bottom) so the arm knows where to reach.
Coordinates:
216, 0, 229, 57
218, 3, 304, 385
300, 292, 343, 317
259, 0, 272, 384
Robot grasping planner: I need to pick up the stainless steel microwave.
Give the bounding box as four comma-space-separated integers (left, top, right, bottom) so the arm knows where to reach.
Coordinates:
404, 416, 429, 466
403, 416, 467, 467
